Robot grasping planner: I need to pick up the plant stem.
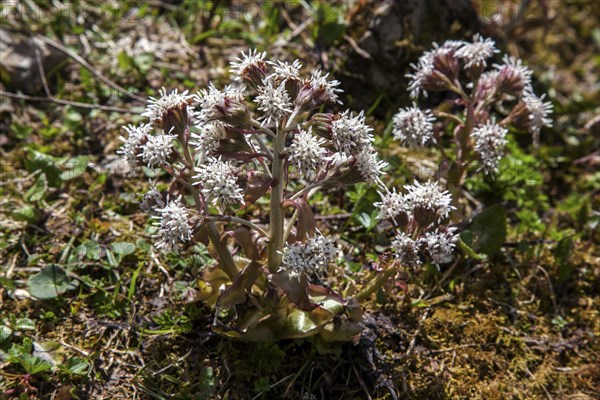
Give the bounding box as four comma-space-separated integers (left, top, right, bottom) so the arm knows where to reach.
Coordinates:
208, 215, 269, 238
267, 126, 287, 273
355, 266, 398, 303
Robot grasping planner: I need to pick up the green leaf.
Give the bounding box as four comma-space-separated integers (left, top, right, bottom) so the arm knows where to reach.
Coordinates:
65, 357, 90, 376
78, 240, 101, 261
15, 318, 35, 331
469, 204, 507, 256
26, 174, 48, 202
11, 205, 40, 224
457, 235, 487, 260
0, 325, 12, 342
555, 236, 575, 282
28, 265, 79, 300
60, 156, 89, 181
19, 354, 53, 374
111, 242, 136, 256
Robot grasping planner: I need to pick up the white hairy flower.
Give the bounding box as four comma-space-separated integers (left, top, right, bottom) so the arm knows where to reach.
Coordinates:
355, 147, 387, 185
455, 34, 499, 69
190, 121, 227, 161
142, 87, 191, 124
282, 235, 337, 274
523, 91, 553, 136
268, 59, 302, 81
193, 83, 245, 123
375, 189, 410, 221
404, 180, 455, 223
152, 195, 192, 252
140, 131, 176, 168
118, 123, 152, 167
288, 127, 327, 177
194, 157, 244, 208
140, 187, 165, 214
493, 55, 533, 94
421, 227, 458, 265
471, 120, 508, 174
230, 48, 267, 81
391, 232, 421, 268
331, 110, 373, 156
392, 105, 436, 147
308, 70, 343, 104
255, 80, 293, 127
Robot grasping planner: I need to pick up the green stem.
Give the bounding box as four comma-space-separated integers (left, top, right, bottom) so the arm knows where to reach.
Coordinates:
355, 266, 398, 303
267, 126, 287, 273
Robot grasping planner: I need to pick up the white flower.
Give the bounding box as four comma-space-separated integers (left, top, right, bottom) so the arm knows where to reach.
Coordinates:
282, 235, 337, 274
152, 195, 192, 252
392, 105, 436, 147
523, 91, 553, 136
190, 121, 227, 161
255, 80, 293, 127
142, 87, 191, 124
118, 123, 152, 167
194, 157, 244, 208
140, 187, 165, 214
375, 189, 410, 221
308, 70, 342, 104
331, 110, 373, 156
421, 227, 458, 265
355, 147, 387, 185
140, 131, 176, 168
391, 232, 421, 268
471, 120, 508, 174
404, 180, 455, 222
193, 83, 245, 123
455, 34, 499, 69
288, 127, 327, 177
230, 48, 267, 80
493, 55, 533, 94
268, 59, 302, 81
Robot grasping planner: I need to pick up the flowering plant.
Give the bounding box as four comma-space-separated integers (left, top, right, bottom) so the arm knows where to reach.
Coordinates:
117, 50, 458, 341
392, 35, 553, 198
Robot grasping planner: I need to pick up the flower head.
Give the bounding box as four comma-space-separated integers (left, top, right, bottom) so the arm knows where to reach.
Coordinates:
193, 83, 246, 124
118, 123, 152, 168
282, 235, 337, 275
255, 80, 293, 127
142, 87, 192, 124
523, 91, 553, 135
288, 127, 327, 177
152, 195, 192, 252
455, 34, 499, 69
230, 49, 268, 86
296, 70, 343, 108
493, 55, 533, 95
391, 232, 421, 268
194, 157, 244, 208
355, 147, 387, 185
392, 105, 436, 147
190, 121, 227, 161
421, 227, 458, 265
330, 110, 373, 156
375, 188, 411, 227
140, 131, 176, 168
140, 187, 165, 214
471, 120, 508, 174
404, 180, 454, 226
268, 59, 302, 82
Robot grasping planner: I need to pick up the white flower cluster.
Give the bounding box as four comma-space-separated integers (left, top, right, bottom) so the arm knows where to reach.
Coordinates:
282, 235, 337, 275
392, 105, 436, 147
141, 131, 176, 168
118, 124, 151, 168
255, 80, 293, 127
376, 180, 458, 268
471, 120, 508, 174
455, 34, 499, 69
194, 157, 245, 208
190, 121, 227, 161
288, 127, 326, 177
523, 91, 553, 140
142, 87, 191, 124
152, 195, 192, 252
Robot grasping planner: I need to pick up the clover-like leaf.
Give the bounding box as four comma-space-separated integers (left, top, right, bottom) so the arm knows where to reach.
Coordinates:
28, 265, 79, 300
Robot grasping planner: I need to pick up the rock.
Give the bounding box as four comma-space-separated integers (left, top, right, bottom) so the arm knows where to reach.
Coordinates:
0, 28, 64, 94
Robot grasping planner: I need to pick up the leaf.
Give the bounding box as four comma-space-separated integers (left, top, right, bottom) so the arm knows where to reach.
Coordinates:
60, 156, 89, 181
270, 270, 316, 311
65, 357, 90, 376
469, 204, 507, 256
111, 242, 136, 256
26, 173, 48, 202
19, 354, 53, 374
28, 265, 79, 300
0, 325, 12, 342
457, 235, 487, 260
11, 205, 40, 224
555, 236, 575, 282
281, 199, 315, 243
15, 318, 35, 331
216, 261, 262, 309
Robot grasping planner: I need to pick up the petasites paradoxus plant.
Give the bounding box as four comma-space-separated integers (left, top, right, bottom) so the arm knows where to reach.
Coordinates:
117, 50, 458, 341
392, 35, 552, 205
